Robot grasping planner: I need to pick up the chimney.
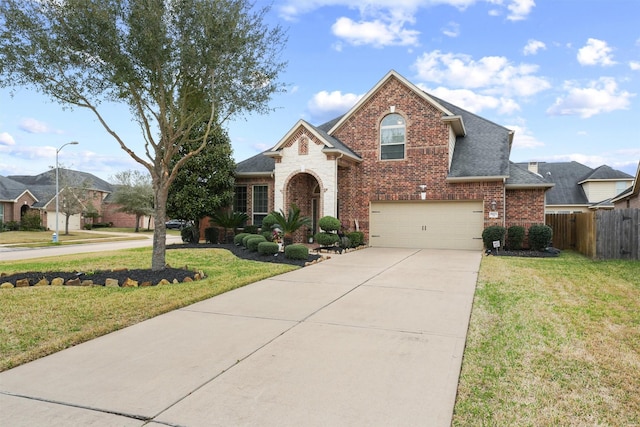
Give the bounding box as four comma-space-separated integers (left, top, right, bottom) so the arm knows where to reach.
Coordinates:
528, 161, 539, 174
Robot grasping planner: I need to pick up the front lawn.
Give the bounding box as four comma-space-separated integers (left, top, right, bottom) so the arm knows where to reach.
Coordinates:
0, 247, 296, 372
453, 251, 640, 425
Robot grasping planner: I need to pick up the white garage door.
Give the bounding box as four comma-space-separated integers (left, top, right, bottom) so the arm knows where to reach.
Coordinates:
369, 201, 484, 250
55, 213, 81, 232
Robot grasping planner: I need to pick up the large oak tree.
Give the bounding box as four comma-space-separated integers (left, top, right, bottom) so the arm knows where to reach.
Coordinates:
0, 0, 286, 270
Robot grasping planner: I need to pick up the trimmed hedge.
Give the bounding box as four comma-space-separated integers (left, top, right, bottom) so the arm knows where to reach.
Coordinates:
181, 226, 199, 243
247, 235, 267, 251
318, 216, 341, 232
204, 227, 219, 244
261, 231, 273, 241
261, 213, 278, 231
234, 232, 250, 245
258, 241, 279, 255
314, 232, 339, 246
285, 244, 308, 260
346, 231, 364, 247
482, 225, 506, 250
243, 224, 259, 234
507, 225, 525, 250
242, 234, 258, 248
528, 224, 553, 251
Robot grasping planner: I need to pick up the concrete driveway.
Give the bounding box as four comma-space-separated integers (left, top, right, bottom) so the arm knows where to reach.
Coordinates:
0, 247, 481, 426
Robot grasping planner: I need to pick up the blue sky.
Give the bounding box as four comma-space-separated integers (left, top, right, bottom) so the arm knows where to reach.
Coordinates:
1, 0, 639, 182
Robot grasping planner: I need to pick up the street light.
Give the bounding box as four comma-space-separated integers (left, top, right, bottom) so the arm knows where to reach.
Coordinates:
53, 141, 79, 243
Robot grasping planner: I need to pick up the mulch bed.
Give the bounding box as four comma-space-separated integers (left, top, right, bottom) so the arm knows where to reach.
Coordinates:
0, 268, 200, 288
1, 243, 321, 288
487, 248, 561, 257
167, 242, 323, 267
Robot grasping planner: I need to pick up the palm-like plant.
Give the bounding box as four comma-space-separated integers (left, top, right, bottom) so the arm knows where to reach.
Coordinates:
271, 204, 312, 245
210, 211, 249, 243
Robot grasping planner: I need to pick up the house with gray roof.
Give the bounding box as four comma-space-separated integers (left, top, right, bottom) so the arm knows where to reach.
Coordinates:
234, 70, 552, 250
517, 161, 634, 213
612, 161, 640, 209
1, 169, 148, 231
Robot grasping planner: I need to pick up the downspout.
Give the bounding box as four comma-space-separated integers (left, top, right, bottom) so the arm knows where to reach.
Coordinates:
335, 153, 344, 218
503, 177, 506, 228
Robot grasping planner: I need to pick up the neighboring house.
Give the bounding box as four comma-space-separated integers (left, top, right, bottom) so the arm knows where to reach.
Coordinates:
1, 169, 151, 230
517, 161, 635, 213
612, 161, 640, 209
235, 70, 552, 250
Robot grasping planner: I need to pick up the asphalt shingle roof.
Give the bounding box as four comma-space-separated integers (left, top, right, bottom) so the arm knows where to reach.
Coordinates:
516, 161, 591, 205
0, 175, 30, 201
235, 152, 275, 175
580, 164, 633, 182
433, 96, 512, 179
506, 162, 553, 187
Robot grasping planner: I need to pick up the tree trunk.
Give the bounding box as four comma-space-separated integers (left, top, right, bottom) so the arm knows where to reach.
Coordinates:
151, 182, 169, 271
135, 214, 141, 232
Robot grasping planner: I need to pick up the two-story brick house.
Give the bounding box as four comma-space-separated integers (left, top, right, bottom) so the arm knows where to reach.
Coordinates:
235, 70, 552, 250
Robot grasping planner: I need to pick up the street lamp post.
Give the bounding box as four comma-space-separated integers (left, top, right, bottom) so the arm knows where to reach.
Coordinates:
53, 141, 79, 243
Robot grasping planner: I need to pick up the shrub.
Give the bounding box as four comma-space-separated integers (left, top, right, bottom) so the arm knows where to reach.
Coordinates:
243, 224, 259, 234
4, 221, 20, 231
285, 244, 308, 260
257, 241, 279, 255
482, 225, 506, 250
204, 227, 219, 244
247, 235, 267, 251
20, 211, 42, 231
318, 216, 341, 232
83, 224, 93, 230
261, 213, 278, 231
347, 231, 364, 247
242, 234, 258, 248
528, 224, 553, 251
314, 231, 339, 246
339, 235, 351, 249
507, 225, 526, 250
234, 232, 250, 245
261, 231, 273, 241
181, 225, 199, 243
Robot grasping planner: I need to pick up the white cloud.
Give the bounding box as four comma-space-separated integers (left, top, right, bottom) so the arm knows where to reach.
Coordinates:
420, 85, 520, 114
506, 0, 535, 21
19, 118, 50, 134
577, 38, 616, 66
0, 132, 16, 146
307, 90, 363, 119
442, 22, 460, 38
523, 39, 546, 56
546, 77, 634, 118
331, 16, 420, 47
413, 50, 550, 97
630, 61, 640, 71
505, 124, 544, 148
279, 1, 535, 47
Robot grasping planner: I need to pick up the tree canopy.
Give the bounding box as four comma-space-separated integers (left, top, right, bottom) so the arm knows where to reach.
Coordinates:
110, 169, 154, 232
167, 124, 236, 241
0, 0, 287, 269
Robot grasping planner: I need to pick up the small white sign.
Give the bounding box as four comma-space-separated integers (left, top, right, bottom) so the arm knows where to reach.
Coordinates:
493, 240, 501, 248
489, 211, 499, 219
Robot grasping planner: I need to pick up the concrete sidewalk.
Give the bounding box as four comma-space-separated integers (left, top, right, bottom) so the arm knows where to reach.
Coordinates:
0, 248, 481, 426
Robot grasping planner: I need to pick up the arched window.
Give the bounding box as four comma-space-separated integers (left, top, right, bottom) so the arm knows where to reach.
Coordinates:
380, 113, 405, 160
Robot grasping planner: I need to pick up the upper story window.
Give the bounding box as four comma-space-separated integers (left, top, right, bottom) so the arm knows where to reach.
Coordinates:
380, 113, 405, 160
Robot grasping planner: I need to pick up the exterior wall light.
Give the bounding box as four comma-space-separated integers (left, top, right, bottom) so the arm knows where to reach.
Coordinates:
490, 200, 498, 211
419, 184, 427, 200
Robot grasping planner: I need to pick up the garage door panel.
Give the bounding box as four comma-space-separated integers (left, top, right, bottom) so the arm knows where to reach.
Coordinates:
370, 202, 483, 250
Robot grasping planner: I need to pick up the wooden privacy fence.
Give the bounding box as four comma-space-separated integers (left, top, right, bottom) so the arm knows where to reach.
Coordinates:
546, 209, 640, 260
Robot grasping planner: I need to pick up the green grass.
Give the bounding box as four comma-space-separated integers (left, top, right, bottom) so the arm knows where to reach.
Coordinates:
0, 230, 147, 247
0, 247, 296, 372
453, 251, 640, 426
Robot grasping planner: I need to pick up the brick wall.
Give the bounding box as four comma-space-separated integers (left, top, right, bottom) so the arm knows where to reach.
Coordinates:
332, 75, 514, 239
233, 176, 274, 226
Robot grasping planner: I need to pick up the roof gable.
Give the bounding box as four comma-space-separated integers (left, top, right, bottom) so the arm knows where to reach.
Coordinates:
265, 120, 361, 163
328, 70, 465, 137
